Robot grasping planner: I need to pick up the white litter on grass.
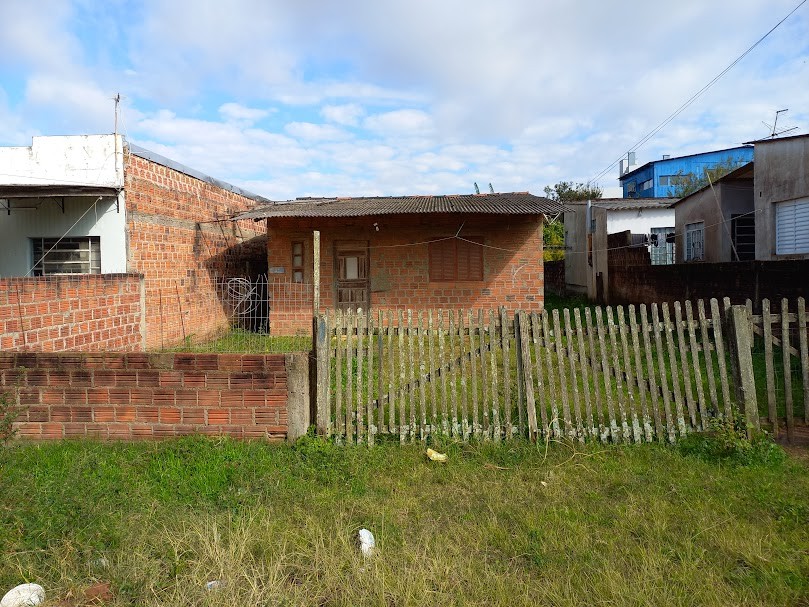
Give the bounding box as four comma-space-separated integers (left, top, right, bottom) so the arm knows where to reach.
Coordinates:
205, 580, 225, 591
540, 481, 548, 487
0, 583, 45, 607
358, 529, 375, 558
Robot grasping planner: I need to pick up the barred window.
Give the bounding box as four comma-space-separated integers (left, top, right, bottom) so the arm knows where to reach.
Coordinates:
31, 237, 101, 276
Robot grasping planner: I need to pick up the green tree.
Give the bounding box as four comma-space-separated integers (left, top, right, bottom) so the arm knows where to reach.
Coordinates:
671, 157, 745, 198
542, 182, 602, 261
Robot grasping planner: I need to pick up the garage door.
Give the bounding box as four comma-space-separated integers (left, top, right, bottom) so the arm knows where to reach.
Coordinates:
775, 197, 809, 255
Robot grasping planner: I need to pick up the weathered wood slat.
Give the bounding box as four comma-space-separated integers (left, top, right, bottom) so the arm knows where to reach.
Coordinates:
697, 300, 719, 420
584, 308, 602, 439
763, 299, 778, 436
628, 305, 653, 442
469, 310, 480, 438
418, 311, 427, 440
684, 301, 707, 431
458, 311, 469, 438
531, 312, 549, 436
782, 299, 794, 443
356, 311, 365, 444
563, 308, 584, 441
616, 306, 642, 443
398, 309, 406, 443
573, 308, 595, 440
449, 310, 459, 437
651, 304, 676, 443
662, 303, 687, 437
428, 310, 438, 434
500, 307, 513, 439
710, 298, 733, 421
346, 310, 355, 443
673, 302, 697, 431
367, 312, 374, 446
518, 310, 539, 441
594, 307, 618, 442
799, 298, 809, 425
480, 309, 490, 438
489, 309, 501, 441
316, 314, 331, 437
407, 310, 416, 441
387, 310, 395, 435
335, 311, 344, 439
377, 310, 384, 435
639, 304, 664, 441
553, 309, 573, 439
606, 307, 630, 442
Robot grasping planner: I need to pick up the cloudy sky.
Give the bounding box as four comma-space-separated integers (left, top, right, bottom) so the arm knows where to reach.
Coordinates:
0, 0, 807, 199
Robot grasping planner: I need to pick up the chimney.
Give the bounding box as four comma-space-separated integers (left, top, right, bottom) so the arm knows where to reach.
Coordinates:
619, 159, 625, 176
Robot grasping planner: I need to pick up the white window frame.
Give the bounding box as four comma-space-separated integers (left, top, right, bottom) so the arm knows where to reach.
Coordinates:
685, 222, 704, 262
775, 197, 809, 256
31, 236, 101, 276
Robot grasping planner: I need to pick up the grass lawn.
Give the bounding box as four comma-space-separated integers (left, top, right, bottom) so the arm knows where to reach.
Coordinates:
2, 436, 809, 606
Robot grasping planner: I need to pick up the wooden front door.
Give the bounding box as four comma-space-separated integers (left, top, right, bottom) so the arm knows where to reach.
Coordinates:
334, 241, 369, 312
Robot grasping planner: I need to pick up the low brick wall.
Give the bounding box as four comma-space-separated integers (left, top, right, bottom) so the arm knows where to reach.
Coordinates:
0, 274, 144, 352
1, 352, 289, 440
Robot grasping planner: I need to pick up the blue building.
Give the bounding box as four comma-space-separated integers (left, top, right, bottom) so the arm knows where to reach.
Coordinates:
619, 146, 754, 198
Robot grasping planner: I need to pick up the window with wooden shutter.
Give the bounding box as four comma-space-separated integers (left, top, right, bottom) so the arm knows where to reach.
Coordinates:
776, 197, 809, 255
428, 237, 483, 281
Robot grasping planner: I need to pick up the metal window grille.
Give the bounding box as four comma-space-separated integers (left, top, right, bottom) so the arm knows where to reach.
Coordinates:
31, 236, 101, 276
685, 222, 704, 261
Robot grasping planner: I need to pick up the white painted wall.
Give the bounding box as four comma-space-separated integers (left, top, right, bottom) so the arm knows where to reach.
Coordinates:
606, 208, 674, 234
0, 195, 127, 277
0, 134, 123, 187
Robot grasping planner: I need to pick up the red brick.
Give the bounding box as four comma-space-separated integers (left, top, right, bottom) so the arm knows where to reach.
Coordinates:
220, 391, 243, 407
159, 407, 181, 424
115, 406, 137, 422
206, 409, 229, 425
136, 407, 159, 423
93, 407, 116, 422
181, 408, 205, 424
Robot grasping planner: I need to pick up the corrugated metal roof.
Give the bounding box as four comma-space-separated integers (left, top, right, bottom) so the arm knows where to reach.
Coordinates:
236, 192, 566, 220
591, 198, 678, 211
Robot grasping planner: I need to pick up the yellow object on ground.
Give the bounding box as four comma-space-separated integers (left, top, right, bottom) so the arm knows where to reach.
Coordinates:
426, 448, 448, 463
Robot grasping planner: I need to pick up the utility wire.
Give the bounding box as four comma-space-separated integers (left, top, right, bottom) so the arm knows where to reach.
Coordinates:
588, 0, 808, 186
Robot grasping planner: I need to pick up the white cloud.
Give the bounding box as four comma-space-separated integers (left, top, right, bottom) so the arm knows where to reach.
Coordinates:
284, 122, 351, 141
363, 109, 434, 137
321, 103, 365, 126
218, 103, 273, 124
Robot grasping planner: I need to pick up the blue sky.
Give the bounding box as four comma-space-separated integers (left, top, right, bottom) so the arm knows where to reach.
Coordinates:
1, 0, 807, 199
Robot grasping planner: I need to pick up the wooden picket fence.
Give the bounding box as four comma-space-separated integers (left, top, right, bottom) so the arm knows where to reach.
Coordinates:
313, 297, 808, 445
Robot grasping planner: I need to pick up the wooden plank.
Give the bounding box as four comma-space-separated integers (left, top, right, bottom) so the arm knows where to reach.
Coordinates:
407, 309, 416, 442
762, 299, 778, 437
519, 310, 539, 441
418, 311, 427, 440
673, 302, 697, 431
387, 310, 395, 435
573, 309, 594, 441
697, 299, 719, 419
652, 303, 676, 443
315, 314, 330, 437
684, 301, 707, 431
480, 309, 490, 438
335, 310, 344, 440
345, 310, 355, 444
563, 308, 584, 442
469, 310, 480, 438
594, 307, 618, 442
500, 307, 513, 439
438, 309, 448, 435
783, 299, 795, 443
428, 310, 438, 434
627, 305, 653, 442
616, 306, 641, 443
458, 311, 469, 439
398, 309, 406, 443
530, 312, 549, 436
662, 303, 686, 437
448, 310, 459, 437
366, 312, 374, 446
489, 309, 501, 441
355, 311, 365, 444
606, 307, 630, 442
552, 309, 573, 439
514, 311, 526, 438
377, 310, 384, 435
798, 298, 809, 425
710, 298, 733, 422
639, 304, 664, 442
584, 308, 602, 439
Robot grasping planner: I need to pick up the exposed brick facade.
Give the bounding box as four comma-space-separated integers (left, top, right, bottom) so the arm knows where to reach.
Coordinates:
265, 213, 545, 334
2, 352, 287, 440
124, 151, 266, 349
0, 274, 144, 352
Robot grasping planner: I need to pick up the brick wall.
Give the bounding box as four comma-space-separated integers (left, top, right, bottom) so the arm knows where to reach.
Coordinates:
0, 274, 143, 352
265, 214, 545, 334
609, 259, 809, 306
124, 151, 266, 349
1, 352, 287, 440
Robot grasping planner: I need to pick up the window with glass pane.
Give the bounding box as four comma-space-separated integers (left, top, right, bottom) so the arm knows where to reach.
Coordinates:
31, 237, 101, 276
291, 241, 304, 283
685, 222, 704, 262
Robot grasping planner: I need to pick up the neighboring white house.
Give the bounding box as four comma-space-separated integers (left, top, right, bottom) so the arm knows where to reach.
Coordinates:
0, 134, 126, 276
564, 198, 676, 299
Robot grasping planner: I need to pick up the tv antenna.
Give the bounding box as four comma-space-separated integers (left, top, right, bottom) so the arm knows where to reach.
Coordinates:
763, 108, 798, 138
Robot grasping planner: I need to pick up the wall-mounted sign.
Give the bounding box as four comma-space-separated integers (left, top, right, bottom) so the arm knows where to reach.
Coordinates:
269, 267, 285, 274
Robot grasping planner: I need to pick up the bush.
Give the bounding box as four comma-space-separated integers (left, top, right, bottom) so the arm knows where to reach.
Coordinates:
678, 416, 786, 466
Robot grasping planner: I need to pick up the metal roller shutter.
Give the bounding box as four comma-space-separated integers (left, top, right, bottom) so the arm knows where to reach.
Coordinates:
775, 197, 809, 255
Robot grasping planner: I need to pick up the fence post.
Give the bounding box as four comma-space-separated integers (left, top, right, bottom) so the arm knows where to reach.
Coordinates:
315, 314, 330, 436
727, 304, 759, 435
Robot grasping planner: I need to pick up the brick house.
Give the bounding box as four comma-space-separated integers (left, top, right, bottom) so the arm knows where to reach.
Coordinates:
0, 134, 266, 351
238, 193, 565, 334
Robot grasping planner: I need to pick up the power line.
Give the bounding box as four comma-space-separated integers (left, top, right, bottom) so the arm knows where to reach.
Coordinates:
588, 0, 808, 186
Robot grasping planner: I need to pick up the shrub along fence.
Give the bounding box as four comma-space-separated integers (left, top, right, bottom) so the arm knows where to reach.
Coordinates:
314, 297, 808, 445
